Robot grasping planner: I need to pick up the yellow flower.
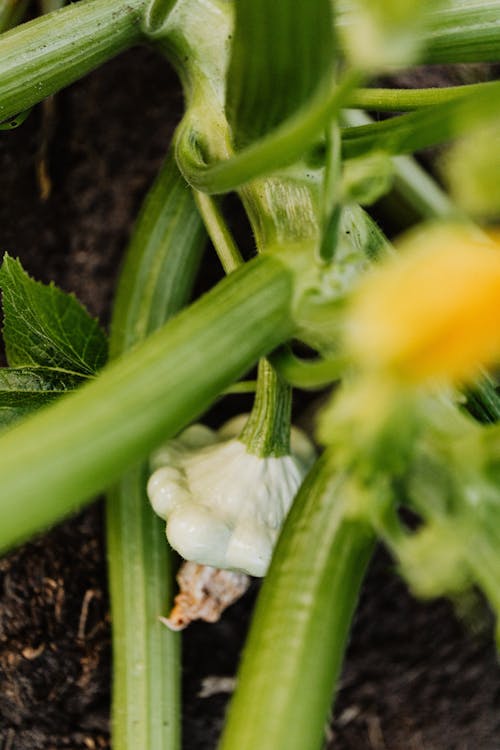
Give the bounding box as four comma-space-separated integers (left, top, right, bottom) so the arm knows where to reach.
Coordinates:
346, 226, 500, 383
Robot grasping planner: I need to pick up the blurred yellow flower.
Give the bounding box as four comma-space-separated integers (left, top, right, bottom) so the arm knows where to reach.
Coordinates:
346, 226, 500, 383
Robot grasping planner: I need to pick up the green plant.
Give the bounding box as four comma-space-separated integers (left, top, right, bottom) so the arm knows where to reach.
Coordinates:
0, 1, 499, 749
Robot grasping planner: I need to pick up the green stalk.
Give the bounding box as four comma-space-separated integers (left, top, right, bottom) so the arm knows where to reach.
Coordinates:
240, 358, 291, 457
0, 0, 146, 123
319, 120, 343, 263
270, 347, 348, 390
110, 156, 205, 354
348, 81, 498, 112
0, 0, 30, 32
342, 109, 458, 221
0, 253, 296, 553
194, 194, 292, 458
219, 452, 374, 750
423, 1, 500, 63
335, 0, 500, 64
342, 81, 500, 160
107, 154, 205, 750
193, 192, 244, 274
176, 69, 361, 194
143, 0, 176, 33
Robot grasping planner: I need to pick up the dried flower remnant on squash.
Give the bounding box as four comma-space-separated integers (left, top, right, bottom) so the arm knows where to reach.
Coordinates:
161, 561, 250, 631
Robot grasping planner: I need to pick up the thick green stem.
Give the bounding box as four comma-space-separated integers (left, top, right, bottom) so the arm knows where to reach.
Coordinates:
240, 359, 292, 457
110, 156, 205, 354
0, 0, 146, 123
219, 452, 374, 750
107, 466, 181, 750
423, 1, 500, 63
194, 194, 294, 456
176, 69, 361, 194
335, 0, 500, 64
107, 154, 205, 750
0, 0, 29, 32
0, 253, 296, 553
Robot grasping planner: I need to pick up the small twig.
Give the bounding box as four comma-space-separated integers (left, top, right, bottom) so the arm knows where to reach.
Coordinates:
367, 715, 387, 750
2, 728, 16, 750
78, 589, 96, 641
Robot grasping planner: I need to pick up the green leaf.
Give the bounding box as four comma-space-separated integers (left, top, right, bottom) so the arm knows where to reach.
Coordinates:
0, 254, 107, 375
226, 0, 335, 147
397, 465, 500, 642
0, 366, 85, 429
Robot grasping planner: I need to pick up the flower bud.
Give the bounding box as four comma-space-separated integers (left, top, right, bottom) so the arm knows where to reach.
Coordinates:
346, 226, 500, 383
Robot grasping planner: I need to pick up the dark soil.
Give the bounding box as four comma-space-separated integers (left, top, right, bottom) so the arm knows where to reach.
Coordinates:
0, 42, 499, 750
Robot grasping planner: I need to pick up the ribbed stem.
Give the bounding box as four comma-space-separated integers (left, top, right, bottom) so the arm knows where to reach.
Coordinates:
270, 347, 348, 390
342, 108, 458, 221
240, 359, 292, 457
107, 153, 205, 750
0, 0, 29, 32
193, 192, 243, 274
219, 452, 374, 750
176, 69, 361, 194
348, 81, 498, 112
341, 81, 500, 160
0, 253, 296, 553
423, 1, 500, 63
0, 0, 146, 122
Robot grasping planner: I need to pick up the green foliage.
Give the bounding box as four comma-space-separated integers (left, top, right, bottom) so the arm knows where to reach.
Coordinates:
392, 414, 500, 642
1, 2, 500, 749
0, 254, 107, 374
0, 366, 85, 429
0, 254, 106, 429
464, 374, 500, 425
